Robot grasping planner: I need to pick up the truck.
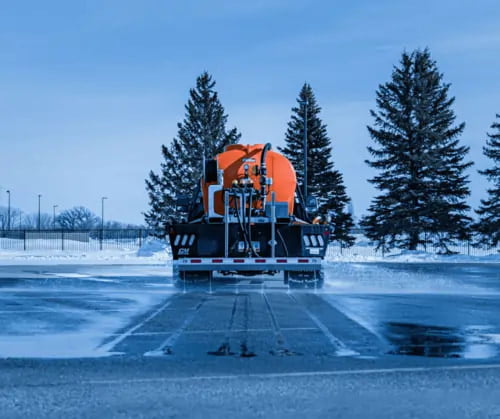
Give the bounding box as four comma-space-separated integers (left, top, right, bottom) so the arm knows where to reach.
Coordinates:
168, 143, 329, 288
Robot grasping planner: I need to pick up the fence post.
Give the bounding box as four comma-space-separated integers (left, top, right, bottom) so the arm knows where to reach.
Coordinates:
139, 229, 142, 248
23, 230, 26, 251
61, 230, 64, 251
467, 239, 470, 256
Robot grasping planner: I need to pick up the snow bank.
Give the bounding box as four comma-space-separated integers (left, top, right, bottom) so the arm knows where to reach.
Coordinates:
0, 238, 171, 266
326, 248, 500, 264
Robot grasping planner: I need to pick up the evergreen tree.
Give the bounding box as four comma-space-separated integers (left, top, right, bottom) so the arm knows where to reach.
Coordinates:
145, 72, 241, 234
475, 115, 500, 246
279, 83, 354, 246
361, 49, 473, 252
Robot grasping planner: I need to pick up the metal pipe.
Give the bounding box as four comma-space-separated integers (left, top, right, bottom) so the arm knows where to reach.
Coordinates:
37, 194, 42, 231
6, 190, 10, 231
100, 197, 107, 251
271, 191, 276, 258
224, 191, 229, 258
301, 100, 308, 199
53, 205, 58, 229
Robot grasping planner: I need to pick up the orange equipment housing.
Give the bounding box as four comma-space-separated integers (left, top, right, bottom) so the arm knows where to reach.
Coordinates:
202, 144, 297, 216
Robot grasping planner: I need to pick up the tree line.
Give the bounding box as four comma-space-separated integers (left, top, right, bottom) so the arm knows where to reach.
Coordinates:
146, 48, 499, 252
0, 206, 142, 230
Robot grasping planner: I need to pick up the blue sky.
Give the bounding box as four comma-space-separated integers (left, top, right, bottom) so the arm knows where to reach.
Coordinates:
0, 0, 499, 224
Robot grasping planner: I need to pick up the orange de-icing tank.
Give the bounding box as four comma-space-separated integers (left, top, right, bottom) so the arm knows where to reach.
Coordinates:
202, 144, 297, 216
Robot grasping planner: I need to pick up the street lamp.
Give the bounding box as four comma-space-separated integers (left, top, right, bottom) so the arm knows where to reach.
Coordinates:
53, 205, 58, 229
101, 197, 108, 230
299, 99, 309, 199
38, 194, 42, 231
6, 190, 10, 231
100, 197, 108, 250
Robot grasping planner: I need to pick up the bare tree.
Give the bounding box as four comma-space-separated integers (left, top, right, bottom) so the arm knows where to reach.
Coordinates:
22, 213, 53, 229
0, 206, 24, 230
56, 207, 100, 230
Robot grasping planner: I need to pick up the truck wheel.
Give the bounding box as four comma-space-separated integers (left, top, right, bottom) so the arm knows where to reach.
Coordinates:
307, 270, 324, 289
174, 270, 213, 288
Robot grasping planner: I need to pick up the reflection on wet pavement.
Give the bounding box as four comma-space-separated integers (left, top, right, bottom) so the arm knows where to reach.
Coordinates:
385, 322, 498, 359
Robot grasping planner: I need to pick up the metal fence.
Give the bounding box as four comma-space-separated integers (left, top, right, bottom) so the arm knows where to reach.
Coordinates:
327, 239, 500, 259
0, 229, 153, 252
1, 229, 498, 257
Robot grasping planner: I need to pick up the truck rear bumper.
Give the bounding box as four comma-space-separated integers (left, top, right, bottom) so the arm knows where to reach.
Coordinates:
174, 257, 322, 272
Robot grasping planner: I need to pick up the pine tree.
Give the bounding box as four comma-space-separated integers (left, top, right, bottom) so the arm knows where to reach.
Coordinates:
145, 72, 241, 234
475, 115, 500, 246
279, 83, 354, 246
361, 49, 473, 253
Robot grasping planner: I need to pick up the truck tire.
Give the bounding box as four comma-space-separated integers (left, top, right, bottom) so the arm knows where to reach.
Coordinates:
174, 270, 213, 288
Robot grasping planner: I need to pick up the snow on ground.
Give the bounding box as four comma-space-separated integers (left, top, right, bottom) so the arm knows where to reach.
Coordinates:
0, 279, 173, 359
326, 233, 499, 263
326, 249, 500, 264
323, 262, 499, 295
1, 235, 498, 265
0, 238, 171, 266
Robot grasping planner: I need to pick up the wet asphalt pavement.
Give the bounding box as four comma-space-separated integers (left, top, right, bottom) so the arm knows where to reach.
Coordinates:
0, 263, 500, 418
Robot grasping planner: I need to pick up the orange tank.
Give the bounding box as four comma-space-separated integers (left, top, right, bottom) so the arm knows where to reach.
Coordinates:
202, 144, 296, 216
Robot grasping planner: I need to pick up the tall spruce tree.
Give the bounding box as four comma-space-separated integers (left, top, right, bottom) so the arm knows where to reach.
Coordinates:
475, 115, 500, 246
145, 72, 241, 233
279, 83, 354, 246
361, 49, 473, 252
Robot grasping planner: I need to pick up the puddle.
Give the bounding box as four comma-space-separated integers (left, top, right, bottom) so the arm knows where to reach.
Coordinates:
384, 322, 499, 359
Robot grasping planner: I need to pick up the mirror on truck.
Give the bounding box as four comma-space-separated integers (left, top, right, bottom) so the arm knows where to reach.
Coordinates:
305, 196, 318, 213
204, 159, 218, 183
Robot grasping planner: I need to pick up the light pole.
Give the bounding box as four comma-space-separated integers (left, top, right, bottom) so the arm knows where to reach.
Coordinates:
299, 99, 308, 199
6, 190, 10, 231
38, 194, 42, 231
53, 205, 58, 229
100, 197, 108, 250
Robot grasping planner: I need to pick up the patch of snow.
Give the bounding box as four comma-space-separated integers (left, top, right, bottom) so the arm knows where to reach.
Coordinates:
0, 292, 169, 359
137, 237, 169, 257
323, 262, 495, 295
326, 248, 500, 264
485, 334, 500, 344
0, 240, 171, 266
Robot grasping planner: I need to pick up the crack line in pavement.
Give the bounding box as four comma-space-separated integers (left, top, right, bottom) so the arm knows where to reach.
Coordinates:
287, 293, 358, 357
145, 297, 206, 356
208, 295, 239, 356
239, 294, 256, 357
263, 291, 298, 356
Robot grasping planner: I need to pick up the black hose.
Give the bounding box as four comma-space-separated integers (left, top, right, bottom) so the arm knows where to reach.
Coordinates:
234, 190, 259, 257
277, 230, 289, 257
260, 143, 272, 210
